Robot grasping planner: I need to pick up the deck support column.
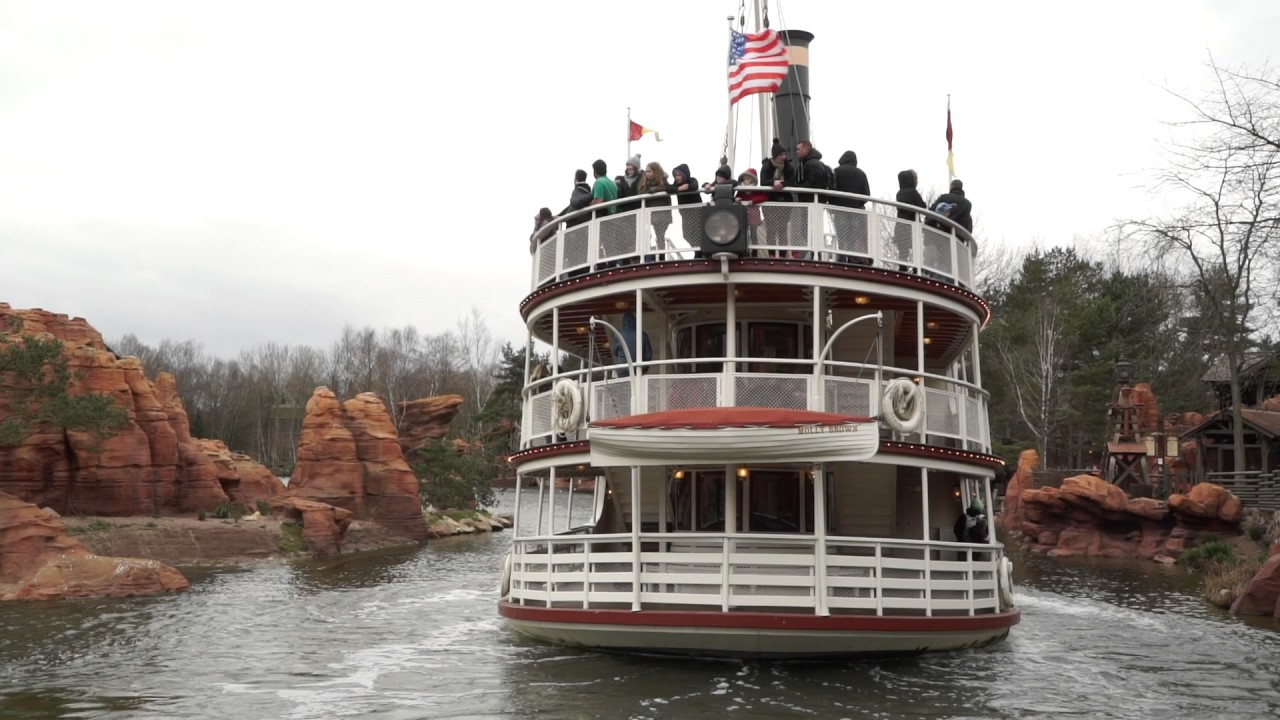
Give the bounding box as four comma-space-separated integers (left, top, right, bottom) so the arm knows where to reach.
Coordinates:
630, 465, 642, 611
813, 463, 829, 616
922, 466, 932, 617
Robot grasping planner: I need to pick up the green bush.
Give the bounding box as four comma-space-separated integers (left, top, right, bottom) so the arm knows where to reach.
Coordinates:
279, 521, 306, 554
197, 510, 207, 521
1179, 538, 1236, 571
255, 499, 274, 517
210, 501, 248, 521
1247, 525, 1265, 542
412, 439, 497, 511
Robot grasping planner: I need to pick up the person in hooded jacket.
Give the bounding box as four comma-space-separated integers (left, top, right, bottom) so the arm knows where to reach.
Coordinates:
832, 151, 870, 209
610, 310, 653, 378
759, 139, 797, 257
892, 169, 927, 269
830, 150, 872, 263
669, 163, 701, 254
929, 178, 974, 234
560, 169, 594, 228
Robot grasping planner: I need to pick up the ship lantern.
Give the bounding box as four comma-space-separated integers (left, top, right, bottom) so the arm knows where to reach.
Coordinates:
700, 184, 748, 258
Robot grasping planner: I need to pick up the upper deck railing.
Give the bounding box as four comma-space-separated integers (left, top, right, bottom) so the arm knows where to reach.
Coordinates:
529, 188, 978, 291
522, 358, 991, 454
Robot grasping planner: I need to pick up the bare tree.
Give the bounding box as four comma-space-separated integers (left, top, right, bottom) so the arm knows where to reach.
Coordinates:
1125, 56, 1280, 475
993, 299, 1066, 461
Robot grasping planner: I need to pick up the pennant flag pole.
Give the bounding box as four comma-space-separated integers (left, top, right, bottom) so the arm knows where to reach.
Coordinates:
946, 95, 955, 181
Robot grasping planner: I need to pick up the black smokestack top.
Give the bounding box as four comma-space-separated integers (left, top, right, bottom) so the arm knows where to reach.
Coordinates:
775, 30, 814, 158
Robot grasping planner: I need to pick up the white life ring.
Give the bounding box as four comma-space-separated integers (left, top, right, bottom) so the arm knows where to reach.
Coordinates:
500, 551, 512, 599
998, 556, 1015, 609
551, 379, 583, 435
881, 377, 925, 434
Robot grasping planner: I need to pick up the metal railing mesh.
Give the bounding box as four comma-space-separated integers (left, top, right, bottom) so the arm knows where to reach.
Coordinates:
598, 213, 637, 259
823, 377, 874, 416
646, 376, 718, 412
735, 374, 808, 409
591, 382, 632, 422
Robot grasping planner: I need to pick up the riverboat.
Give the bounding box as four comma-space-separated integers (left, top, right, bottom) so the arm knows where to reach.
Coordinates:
498, 8, 1018, 659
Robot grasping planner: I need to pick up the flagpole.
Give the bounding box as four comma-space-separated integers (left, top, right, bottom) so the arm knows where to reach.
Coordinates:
627, 106, 632, 160
946, 94, 954, 182
725, 15, 736, 171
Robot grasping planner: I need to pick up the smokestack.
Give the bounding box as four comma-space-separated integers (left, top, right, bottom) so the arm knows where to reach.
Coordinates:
774, 30, 814, 156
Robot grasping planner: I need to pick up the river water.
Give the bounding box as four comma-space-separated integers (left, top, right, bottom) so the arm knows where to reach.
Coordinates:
2, 490, 1279, 720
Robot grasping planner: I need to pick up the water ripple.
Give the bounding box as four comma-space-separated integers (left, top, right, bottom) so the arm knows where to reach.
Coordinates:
2, 499, 1279, 719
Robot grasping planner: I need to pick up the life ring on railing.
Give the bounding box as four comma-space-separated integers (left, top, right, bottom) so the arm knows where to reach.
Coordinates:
881, 377, 925, 434
998, 556, 1015, 610
551, 379, 583, 435
500, 551, 512, 599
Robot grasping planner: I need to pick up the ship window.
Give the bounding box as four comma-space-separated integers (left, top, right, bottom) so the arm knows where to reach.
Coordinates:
745, 322, 811, 373
745, 470, 813, 533
668, 470, 726, 531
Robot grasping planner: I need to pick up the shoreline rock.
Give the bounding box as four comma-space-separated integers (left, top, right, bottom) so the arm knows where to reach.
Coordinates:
0, 491, 189, 602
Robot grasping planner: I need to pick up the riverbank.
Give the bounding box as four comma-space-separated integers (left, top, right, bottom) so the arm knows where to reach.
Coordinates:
62, 511, 510, 566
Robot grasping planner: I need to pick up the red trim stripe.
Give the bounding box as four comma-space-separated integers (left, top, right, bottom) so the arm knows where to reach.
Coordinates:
499, 603, 1020, 632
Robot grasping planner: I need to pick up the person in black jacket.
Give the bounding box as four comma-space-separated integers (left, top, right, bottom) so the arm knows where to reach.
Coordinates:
636, 161, 672, 258
930, 178, 974, 234
616, 154, 644, 213
559, 169, 594, 228
894, 169, 926, 220
669, 163, 701, 254
833, 151, 870, 209
892, 169, 927, 269
792, 141, 827, 256
830, 150, 871, 263
759, 139, 797, 257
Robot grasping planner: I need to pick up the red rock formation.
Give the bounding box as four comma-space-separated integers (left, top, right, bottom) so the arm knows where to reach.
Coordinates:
0, 491, 189, 601
271, 496, 353, 558
1000, 449, 1039, 532
1131, 383, 1162, 433
197, 439, 287, 507
397, 394, 464, 453
287, 388, 430, 542
153, 372, 231, 512
1230, 551, 1280, 618
343, 393, 428, 542
1011, 477, 1243, 560
289, 388, 367, 515
0, 305, 284, 517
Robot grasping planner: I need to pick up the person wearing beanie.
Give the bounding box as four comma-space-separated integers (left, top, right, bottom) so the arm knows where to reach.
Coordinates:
759, 138, 798, 257
617, 154, 644, 214
703, 164, 736, 191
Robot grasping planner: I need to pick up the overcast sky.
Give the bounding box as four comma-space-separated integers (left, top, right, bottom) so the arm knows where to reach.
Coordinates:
2, 0, 1278, 359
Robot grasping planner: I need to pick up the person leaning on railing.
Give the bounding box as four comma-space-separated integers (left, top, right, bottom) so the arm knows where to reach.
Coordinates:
529, 207, 554, 254
636, 161, 672, 258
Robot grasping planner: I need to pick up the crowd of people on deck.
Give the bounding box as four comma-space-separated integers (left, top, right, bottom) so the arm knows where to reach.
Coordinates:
529, 138, 974, 255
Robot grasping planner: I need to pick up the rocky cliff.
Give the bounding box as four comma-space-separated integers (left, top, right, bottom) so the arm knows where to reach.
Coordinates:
0, 305, 278, 515
0, 491, 188, 601
1002, 451, 1244, 560
288, 388, 429, 542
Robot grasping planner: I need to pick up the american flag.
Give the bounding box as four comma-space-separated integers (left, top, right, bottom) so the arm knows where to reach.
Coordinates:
728, 29, 790, 106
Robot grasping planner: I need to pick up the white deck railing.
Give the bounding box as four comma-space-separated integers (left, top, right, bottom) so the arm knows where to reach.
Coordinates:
508, 533, 1002, 616
529, 189, 978, 291
523, 359, 990, 453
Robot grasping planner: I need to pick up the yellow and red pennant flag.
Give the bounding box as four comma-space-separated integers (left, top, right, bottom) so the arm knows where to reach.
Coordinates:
629, 120, 662, 142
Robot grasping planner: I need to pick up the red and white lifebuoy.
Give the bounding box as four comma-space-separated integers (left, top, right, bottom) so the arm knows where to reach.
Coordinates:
881, 377, 925, 434
551, 379, 583, 435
